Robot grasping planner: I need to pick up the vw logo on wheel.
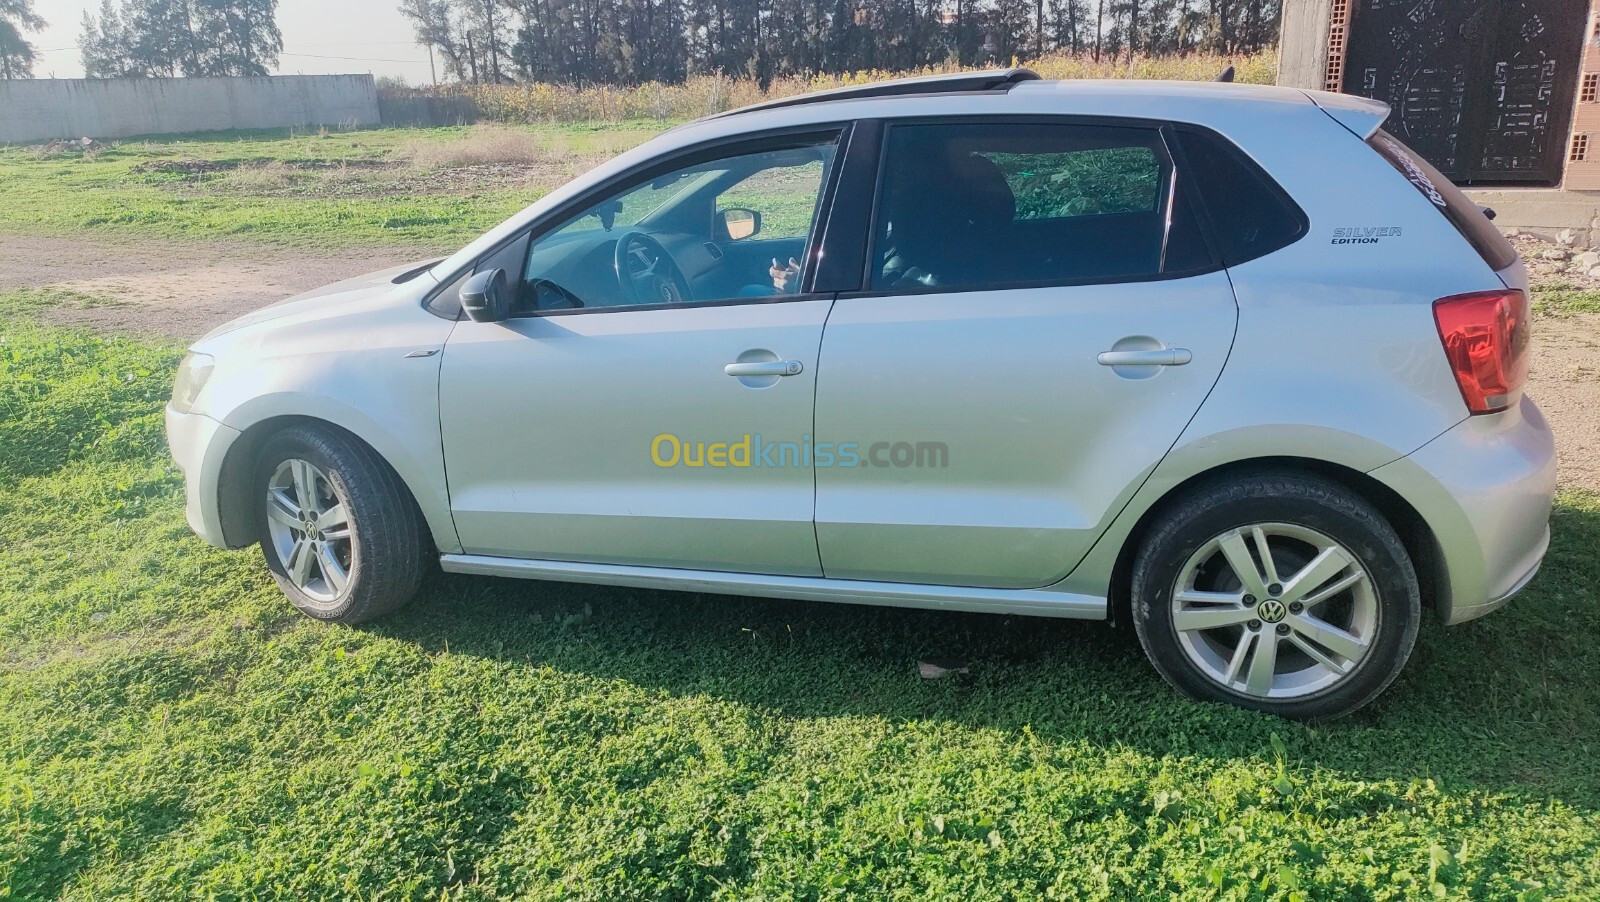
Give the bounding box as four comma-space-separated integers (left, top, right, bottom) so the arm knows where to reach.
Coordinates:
1257, 599, 1288, 623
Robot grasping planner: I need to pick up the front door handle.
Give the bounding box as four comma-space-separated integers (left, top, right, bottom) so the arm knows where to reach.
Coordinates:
1097, 348, 1192, 367
725, 360, 804, 377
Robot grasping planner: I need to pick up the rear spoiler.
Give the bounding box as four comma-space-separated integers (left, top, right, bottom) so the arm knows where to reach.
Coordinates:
1300, 89, 1391, 139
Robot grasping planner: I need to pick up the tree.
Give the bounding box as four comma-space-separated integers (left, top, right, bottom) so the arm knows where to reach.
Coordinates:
401, 0, 511, 84
0, 0, 45, 79
401, 0, 1281, 87
456, 0, 508, 83
1047, 0, 1089, 53
399, 0, 470, 81
81, 0, 281, 78
80, 2, 129, 76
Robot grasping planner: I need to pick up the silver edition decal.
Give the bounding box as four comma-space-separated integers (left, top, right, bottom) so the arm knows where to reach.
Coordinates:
1332, 226, 1403, 245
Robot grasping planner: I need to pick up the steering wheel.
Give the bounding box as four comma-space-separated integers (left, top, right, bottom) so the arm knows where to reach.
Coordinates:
613, 231, 692, 306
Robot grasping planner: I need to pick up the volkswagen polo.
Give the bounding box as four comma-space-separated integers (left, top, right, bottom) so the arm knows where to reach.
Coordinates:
166, 70, 1556, 720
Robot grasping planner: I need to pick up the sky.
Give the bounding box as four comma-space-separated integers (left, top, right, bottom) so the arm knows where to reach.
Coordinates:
29, 0, 439, 84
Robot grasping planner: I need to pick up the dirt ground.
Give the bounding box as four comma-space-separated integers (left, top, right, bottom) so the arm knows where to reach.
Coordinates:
1529, 314, 1600, 493
0, 235, 443, 339
1, 233, 1595, 492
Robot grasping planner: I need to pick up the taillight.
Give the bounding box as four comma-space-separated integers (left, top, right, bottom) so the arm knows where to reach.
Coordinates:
1432, 289, 1530, 414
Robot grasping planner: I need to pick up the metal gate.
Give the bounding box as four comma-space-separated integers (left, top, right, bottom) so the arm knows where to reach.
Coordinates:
1341, 0, 1590, 184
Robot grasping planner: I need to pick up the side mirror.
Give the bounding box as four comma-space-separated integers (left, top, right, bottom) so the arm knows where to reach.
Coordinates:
718, 207, 762, 241
460, 268, 511, 323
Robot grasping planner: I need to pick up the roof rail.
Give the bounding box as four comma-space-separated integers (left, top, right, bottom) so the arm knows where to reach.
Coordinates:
707, 68, 1041, 120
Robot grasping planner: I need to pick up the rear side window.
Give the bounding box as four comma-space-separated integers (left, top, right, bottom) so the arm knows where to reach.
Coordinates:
1171, 128, 1306, 266
986, 146, 1161, 219
1368, 129, 1517, 271
871, 122, 1199, 291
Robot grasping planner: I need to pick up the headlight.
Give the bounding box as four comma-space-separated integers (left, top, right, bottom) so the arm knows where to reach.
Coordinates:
171, 352, 215, 414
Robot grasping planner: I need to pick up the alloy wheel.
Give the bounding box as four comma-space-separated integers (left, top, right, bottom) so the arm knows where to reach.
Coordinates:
1169, 522, 1378, 699
264, 458, 354, 605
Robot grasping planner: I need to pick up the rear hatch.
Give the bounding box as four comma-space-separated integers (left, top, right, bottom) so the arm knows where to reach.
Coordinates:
1365, 130, 1530, 415
1364, 129, 1523, 289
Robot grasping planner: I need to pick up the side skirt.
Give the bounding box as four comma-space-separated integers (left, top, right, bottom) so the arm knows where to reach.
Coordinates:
438, 554, 1107, 619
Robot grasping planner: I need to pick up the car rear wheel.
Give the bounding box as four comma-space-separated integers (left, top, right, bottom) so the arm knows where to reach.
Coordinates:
254, 425, 426, 624
1131, 473, 1421, 721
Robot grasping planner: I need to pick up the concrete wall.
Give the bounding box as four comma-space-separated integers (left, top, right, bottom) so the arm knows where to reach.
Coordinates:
1278, 0, 1335, 90
0, 75, 380, 144
1464, 188, 1600, 246
377, 94, 480, 128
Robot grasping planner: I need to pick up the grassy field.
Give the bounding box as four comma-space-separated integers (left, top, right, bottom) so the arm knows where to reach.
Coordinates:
0, 296, 1598, 897
0, 124, 659, 248
1, 122, 1599, 897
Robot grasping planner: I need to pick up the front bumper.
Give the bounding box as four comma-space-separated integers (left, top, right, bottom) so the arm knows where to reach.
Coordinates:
1370, 395, 1557, 625
165, 404, 242, 548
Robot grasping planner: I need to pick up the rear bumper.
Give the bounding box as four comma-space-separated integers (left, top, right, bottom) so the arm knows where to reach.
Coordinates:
1369, 395, 1557, 624
165, 404, 241, 548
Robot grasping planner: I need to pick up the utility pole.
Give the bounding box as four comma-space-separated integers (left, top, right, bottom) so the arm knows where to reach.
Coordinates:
1094, 0, 1103, 61
1127, 0, 1138, 65
486, 0, 499, 82
428, 45, 438, 85
1035, 0, 1044, 57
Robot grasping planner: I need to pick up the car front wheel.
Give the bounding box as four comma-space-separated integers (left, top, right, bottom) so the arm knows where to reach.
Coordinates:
1131, 472, 1421, 721
254, 425, 426, 624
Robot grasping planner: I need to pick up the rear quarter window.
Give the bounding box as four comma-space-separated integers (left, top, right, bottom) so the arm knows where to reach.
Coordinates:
1368, 129, 1517, 271
1170, 128, 1307, 266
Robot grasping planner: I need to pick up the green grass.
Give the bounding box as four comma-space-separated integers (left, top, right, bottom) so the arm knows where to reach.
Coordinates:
1, 295, 1598, 897
0, 124, 662, 248
1532, 284, 1600, 317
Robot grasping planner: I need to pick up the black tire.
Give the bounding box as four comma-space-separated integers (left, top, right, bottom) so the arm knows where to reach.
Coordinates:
253, 425, 427, 624
1130, 471, 1421, 721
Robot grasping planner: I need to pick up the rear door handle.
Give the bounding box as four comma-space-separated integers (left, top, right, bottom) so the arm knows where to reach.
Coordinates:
725, 360, 804, 377
1097, 348, 1192, 367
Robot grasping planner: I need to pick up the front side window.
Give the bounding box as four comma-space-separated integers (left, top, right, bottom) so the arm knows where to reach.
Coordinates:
514, 136, 839, 313
871, 122, 1193, 292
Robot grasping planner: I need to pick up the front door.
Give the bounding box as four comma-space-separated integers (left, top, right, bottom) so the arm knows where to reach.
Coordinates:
440, 132, 843, 575
814, 119, 1238, 588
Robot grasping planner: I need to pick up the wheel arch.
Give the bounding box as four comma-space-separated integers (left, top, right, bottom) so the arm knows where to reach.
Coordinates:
1104, 455, 1448, 627
214, 414, 454, 554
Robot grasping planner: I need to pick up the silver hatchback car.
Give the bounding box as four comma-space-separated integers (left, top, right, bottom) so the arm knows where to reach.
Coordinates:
166, 71, 1555, 720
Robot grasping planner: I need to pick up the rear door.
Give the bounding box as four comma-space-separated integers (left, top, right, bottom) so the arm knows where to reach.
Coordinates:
813, 118, 1239, 588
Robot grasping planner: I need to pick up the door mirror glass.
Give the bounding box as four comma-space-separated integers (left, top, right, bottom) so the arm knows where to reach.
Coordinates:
719, 207, 762, 241
460, 268, 511, 323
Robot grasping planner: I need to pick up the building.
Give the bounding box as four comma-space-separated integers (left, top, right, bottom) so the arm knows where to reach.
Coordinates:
1280, 0, 1600, 243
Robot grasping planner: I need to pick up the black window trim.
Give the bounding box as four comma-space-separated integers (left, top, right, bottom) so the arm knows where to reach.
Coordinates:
422, 121, 858, 320
1158, 124, 1225, 269
810, 117, 881, 294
